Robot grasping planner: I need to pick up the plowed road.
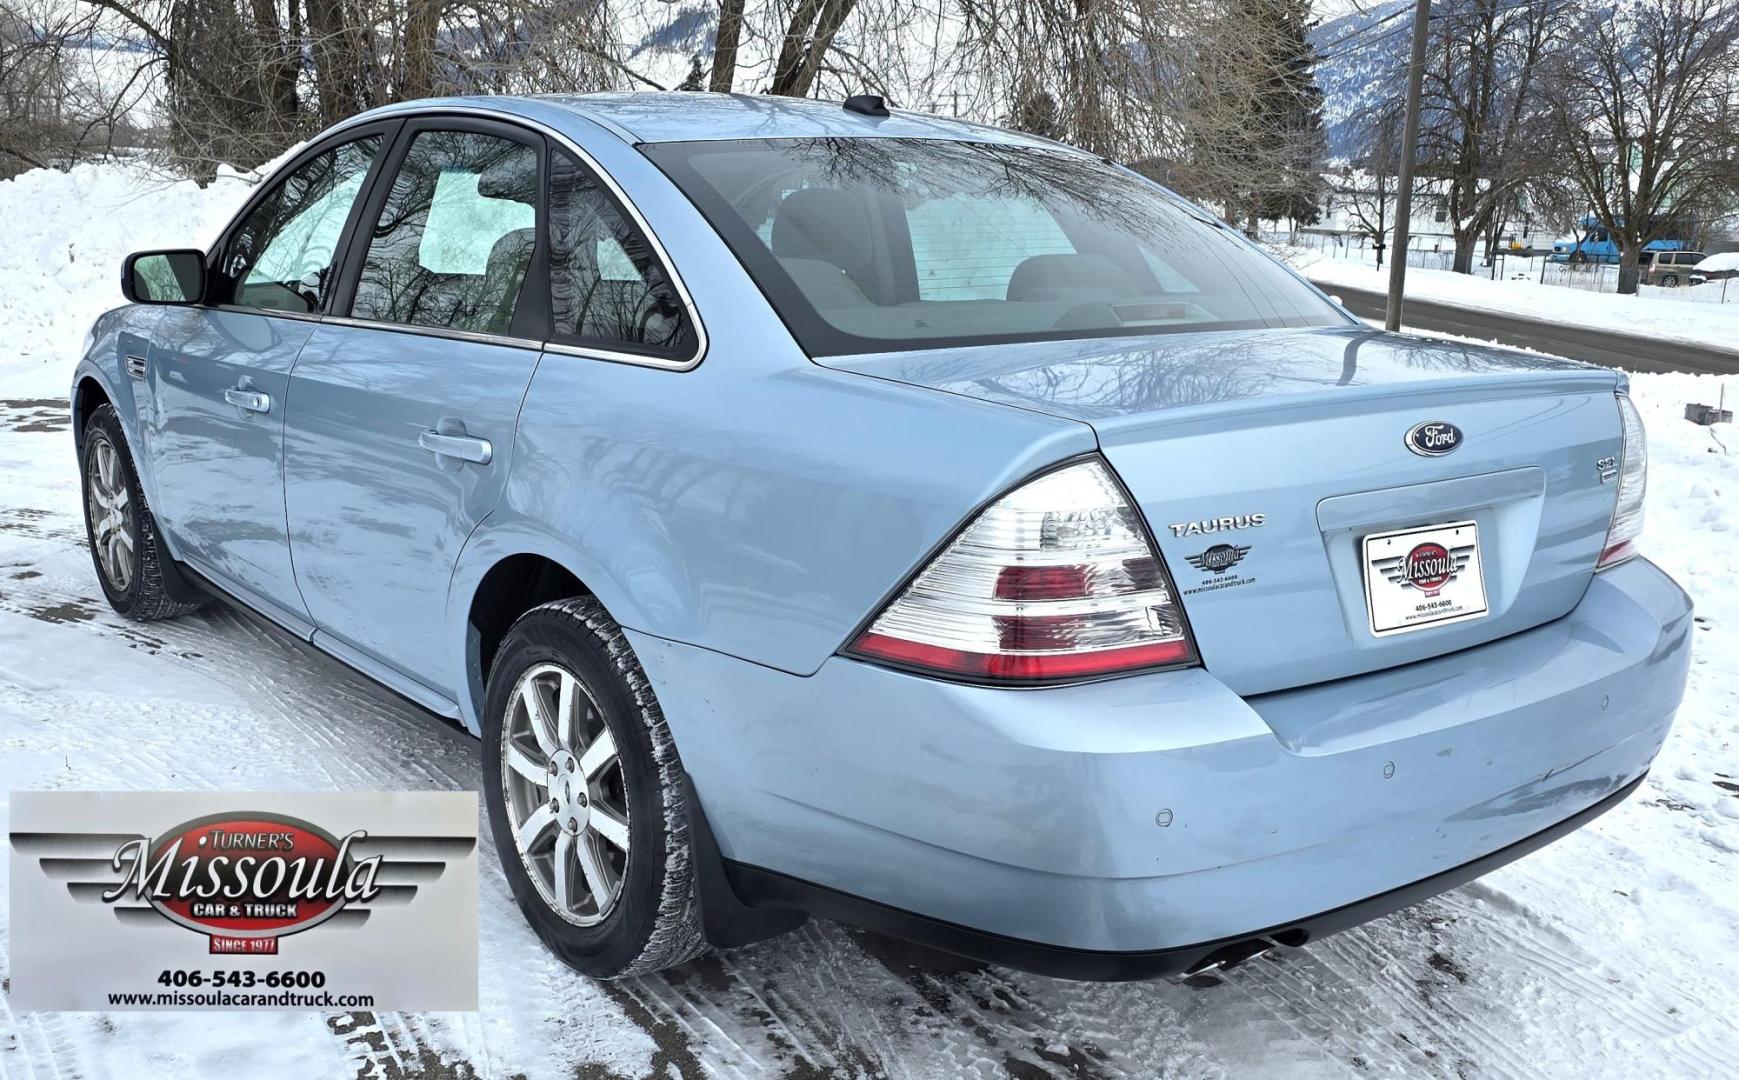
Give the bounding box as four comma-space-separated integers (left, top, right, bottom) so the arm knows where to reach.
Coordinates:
1318, 282, 1739, 375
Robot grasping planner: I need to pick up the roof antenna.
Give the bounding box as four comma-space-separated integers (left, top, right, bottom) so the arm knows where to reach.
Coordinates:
843, 94, 889, 117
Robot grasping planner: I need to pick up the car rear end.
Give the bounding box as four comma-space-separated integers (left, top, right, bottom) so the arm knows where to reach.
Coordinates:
681, 366, 1684, 976
633, 127, 1692, 977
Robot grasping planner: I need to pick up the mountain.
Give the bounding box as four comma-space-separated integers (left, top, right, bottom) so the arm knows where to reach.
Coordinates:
1309, 0, 1410, 160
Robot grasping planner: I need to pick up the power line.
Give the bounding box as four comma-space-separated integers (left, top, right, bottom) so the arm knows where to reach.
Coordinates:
1316, 4, 1414, 63
1317, 0, 1564, 64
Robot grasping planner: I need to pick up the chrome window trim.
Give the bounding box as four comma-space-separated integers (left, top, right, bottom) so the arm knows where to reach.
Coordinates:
321, 315, 544, 352
318, 103, 709, 373
213, 303, 323, 323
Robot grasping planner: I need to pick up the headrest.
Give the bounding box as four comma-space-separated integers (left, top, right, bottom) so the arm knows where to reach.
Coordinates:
487, 228, 535, 268
1007, 253, 1136, 302
477, 152, 537, 203
770, 188, 878, 293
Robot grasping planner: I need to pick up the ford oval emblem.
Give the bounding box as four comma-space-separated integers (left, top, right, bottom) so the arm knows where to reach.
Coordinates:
1405, 420, 1462, 457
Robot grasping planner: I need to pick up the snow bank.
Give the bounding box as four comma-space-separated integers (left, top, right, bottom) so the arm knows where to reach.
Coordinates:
0, 161, 263, 399
1292, 250, 1739, 352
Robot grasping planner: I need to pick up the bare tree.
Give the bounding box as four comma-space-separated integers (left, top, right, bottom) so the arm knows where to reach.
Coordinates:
946, 0, 1328, 227
1543, 0, 1739, 293
1, 0, 153, 175
1416, 0, 1569, 274
709, 0, 747, 92
94, 0, 636, 175
1331, 104, 1404, 267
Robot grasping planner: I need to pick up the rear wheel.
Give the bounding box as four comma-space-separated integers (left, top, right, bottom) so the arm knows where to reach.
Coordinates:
1662, 273, 1681, 288
482, 597, 707, 977
80, 404, 205, 621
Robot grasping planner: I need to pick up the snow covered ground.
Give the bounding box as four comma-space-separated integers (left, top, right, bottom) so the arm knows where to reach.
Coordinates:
4, 163, 1739, 1078
1290, 249, 1739, 353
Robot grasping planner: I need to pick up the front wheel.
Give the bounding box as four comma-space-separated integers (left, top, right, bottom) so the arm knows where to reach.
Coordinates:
80, 404, 205, 621
482, 597, 708, 977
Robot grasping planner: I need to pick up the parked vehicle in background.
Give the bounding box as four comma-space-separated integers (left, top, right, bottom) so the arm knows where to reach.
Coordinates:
73, 92, 1691, 984
1642, 250, 1705, 287
1550, 215, 1691, 264
1690, 252, 1739, 285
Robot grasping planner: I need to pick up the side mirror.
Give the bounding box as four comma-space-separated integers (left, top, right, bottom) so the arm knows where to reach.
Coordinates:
122, 249, 207, 305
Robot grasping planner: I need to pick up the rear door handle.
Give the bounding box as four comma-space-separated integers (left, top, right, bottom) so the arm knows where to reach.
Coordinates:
418, 430, 493, 465
224, 387, 271, 413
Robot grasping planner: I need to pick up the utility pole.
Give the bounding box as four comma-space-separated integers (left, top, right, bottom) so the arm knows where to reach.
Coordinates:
1385, 0, 1433, 331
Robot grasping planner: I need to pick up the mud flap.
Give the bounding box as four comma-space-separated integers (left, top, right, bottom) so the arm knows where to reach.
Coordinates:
681, 771, 808, 949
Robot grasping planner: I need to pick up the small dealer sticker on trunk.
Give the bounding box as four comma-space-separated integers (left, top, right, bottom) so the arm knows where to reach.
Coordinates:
8, 790, 477, 1011
1362, 520, 1489, 637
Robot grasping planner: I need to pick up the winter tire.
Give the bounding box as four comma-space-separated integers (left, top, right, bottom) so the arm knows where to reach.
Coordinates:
1662, 274, 1680, 288
482, 596, 707, 978
80, 404, 206, 621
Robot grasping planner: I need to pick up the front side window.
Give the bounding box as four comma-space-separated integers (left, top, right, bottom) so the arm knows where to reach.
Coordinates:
547, 148, 691, 356
643, 138, 1345, 356
221, 135, 382, 313
350, 129, 538, 336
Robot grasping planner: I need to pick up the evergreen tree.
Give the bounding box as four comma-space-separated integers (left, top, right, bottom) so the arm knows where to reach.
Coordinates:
1250, 0, 1328, 226
677, 56, 708, 92
1010, 88, 1063, 140
1182, 0, 1328, 233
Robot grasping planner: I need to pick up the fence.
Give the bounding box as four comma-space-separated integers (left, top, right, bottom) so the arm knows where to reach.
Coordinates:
1533, 259, 1736, 303
1278, 230, 1459, 271
1274, 230, 1736, 303
1539, 260, 1619, 292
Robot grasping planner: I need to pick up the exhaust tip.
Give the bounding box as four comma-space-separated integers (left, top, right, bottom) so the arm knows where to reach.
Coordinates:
1180, 929, 1309, 985
1182, 936, 1276, 982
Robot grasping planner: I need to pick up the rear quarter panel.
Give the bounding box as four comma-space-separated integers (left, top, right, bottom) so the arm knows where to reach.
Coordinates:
449, 358, 1094, 730
445, 102, 1097, 729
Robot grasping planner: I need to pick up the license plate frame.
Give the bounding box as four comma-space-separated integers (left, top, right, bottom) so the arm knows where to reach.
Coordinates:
1361, 520, 1489, 637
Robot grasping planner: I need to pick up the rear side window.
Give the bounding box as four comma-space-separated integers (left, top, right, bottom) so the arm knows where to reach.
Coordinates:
547, 148, 692, 357
221, 136, 381, 313
350, 129, 538, 336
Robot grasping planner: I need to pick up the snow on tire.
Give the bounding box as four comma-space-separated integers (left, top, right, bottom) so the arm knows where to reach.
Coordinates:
482, 596, 708, 978
79, 403, 206, 622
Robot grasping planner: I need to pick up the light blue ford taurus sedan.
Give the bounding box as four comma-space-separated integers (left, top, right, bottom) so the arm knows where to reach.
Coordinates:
74, 92, 1690, 981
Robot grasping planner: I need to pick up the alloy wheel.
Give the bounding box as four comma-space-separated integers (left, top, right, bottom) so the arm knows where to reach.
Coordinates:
86, 433, 136, 593
501, 662, 631, 925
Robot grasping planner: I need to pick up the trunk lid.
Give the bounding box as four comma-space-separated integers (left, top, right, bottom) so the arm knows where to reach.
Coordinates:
820, 327, 1624, 695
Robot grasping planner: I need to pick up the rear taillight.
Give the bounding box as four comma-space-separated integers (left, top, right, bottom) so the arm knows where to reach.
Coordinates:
848, 457, 1198, 683
1598, 393, 1647, 569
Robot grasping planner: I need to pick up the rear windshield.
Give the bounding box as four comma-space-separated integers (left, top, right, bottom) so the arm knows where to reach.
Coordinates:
642, 137, 1347, 356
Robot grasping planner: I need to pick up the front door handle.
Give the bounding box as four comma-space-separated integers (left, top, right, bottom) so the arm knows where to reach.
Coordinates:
224, 386, 271, 413
418, 430, 493, 465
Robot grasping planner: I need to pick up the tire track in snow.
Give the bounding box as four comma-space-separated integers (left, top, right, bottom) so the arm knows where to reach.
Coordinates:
9, 404, 1739, 1079
1432, 881, 1733, 1075
0, 569, 475, 794
1289, 912, 1516, 1078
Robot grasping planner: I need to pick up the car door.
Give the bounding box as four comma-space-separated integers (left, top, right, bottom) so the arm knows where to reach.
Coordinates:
283, 118, 546, 700
143, 125, 395, 628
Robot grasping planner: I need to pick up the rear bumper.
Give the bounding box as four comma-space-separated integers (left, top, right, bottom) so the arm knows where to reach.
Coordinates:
720, 772, 1645, 980
631, 556, 1691, 970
